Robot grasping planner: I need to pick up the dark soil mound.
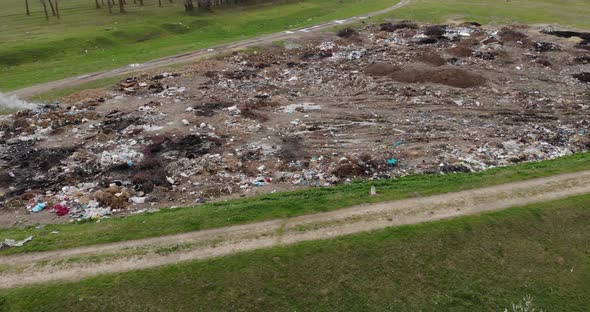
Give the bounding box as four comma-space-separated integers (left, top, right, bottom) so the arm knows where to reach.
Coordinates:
379, 21, 418, 32
424, 25, 446, 37
146, 134, 222, 159
498, 27, 527, 42
389, 65, 486, 88
337, 28, 358, 38
447, 45, 473, 57
416, 50, 447, 66
364, 63, 402, 76
418, 38, 437, 45
541, 30, 590, 42
573, 72, 590, 83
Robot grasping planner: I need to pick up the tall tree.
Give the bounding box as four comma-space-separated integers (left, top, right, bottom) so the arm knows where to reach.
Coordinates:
158, 0, 162, 7
52, 0, 60, 18
107, 0, 112, 13
47, 0, 56, 16
95, 0, 101, 8
25, 0, 30, 15
40, 0, 49, 19
184, 0, 194, 11
118, 0, 125, 13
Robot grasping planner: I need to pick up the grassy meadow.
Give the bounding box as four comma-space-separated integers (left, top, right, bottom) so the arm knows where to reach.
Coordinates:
0, 0, 398, 91
1, 193, 588, 311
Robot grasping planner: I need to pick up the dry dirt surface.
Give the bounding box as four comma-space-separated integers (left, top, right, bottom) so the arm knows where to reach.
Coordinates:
1, 170, 589, 288
1, 21, 589, 225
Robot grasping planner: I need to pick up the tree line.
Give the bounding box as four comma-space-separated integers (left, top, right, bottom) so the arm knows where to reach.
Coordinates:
24, 0, 251, 19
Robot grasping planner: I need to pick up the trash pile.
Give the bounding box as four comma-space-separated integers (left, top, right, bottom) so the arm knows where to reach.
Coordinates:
1, 22, 589, 224
0, 236, 33, 249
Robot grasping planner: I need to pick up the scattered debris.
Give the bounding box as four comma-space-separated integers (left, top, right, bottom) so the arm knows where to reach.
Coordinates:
1, 236, 33, 249
370, 186, 376, 196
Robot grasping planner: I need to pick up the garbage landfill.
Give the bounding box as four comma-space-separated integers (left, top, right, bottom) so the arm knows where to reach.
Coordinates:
0, 22, 588, 225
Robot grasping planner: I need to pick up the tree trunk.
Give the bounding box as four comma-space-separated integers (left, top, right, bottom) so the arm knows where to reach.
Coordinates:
54, 0, 60, 18
184, 0, 194, 11
139, 0, 144, 5
40, 0, 49, 19
107, 0, 112, 13
158, 0, 162, 7
118, 0, 125, 13
48, 0, 56, 16
95, 0, 101, 8
25, 0, 30, 15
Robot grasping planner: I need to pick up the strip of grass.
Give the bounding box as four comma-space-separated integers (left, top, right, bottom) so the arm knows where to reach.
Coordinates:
27, 75, 125, 103
0, 0, 399, 91
0, 152, 588, 255
1, 194, 589, 311
387, 0, 590, 29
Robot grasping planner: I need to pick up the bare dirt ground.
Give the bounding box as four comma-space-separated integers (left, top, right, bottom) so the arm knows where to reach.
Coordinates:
1, 170, 589, 288
1, 21, 589, 225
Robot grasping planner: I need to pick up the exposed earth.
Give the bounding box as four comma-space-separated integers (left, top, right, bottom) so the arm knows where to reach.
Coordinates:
1, 22, 589, 225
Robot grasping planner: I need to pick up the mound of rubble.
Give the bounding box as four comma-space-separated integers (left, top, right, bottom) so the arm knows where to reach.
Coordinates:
1, 22, 589, 225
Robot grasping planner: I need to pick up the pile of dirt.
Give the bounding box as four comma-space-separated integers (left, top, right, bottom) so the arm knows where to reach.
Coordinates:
573, 72, 590, 83
389, 65, 486, 88
366, 63, 485, 88
364, 63, 401, 76
146, 134, 222, 159
192, 101, 233, 116
447, 42, 474, 57
337, 28, 358, 38
423, 25, 446, 38
541, 30, 590, 42
379, 21, 418, 32
415, 50, 447, 66
498, 27, 528, 42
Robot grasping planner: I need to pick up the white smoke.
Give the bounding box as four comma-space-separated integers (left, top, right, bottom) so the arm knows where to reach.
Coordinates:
0, 93, 39, 110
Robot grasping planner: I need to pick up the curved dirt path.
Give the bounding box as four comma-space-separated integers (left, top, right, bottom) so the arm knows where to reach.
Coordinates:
8, 0, 411, 99
1, 170, 590, 288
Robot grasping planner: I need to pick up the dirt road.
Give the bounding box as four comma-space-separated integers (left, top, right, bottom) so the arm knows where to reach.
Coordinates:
7, 0, 411, 99
1, 170, 589, 288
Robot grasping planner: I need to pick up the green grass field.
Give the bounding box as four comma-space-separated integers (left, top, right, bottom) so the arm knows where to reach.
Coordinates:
389, 0, 590, 29
0, 0, 398, 92
1, 152, 588, 255
1, 193, 588, 311
3, 0, 590, 93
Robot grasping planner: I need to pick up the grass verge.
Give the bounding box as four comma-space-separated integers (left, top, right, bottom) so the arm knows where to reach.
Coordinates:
0, 152, 589, 255
386, 0, 590, 29
27, 76, 124, 103
1, 194, 589, 310
0, 0, 399, 91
